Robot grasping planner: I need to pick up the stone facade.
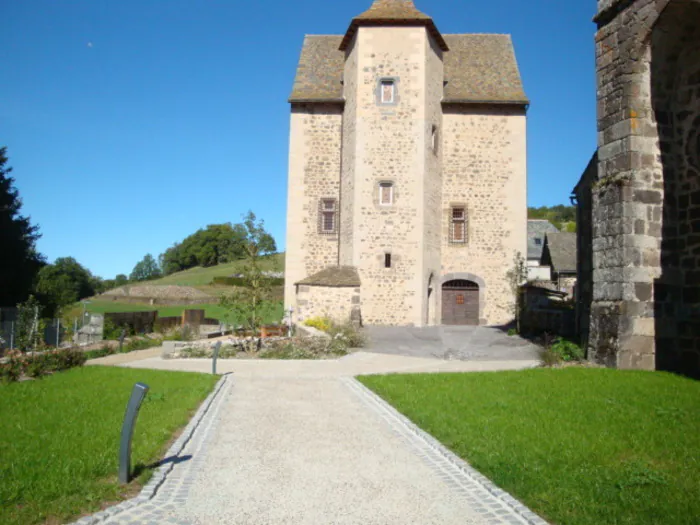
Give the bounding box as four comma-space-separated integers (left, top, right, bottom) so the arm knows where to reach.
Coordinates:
285, 0, 528, 327
576, 0, 700, 377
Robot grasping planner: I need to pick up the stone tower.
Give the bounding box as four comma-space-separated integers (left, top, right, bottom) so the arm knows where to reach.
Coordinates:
285, 0, 528, 327
338, 0, 447, 325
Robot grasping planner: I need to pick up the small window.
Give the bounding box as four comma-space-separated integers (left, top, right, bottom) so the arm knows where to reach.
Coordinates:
385, 253, 392, 268
450, 207, 467, 244
380, 80, 395, 104
534, 238, 542, 246
318, 198, 337, 235
379, 182, 393, 206
431, 125, 439, 154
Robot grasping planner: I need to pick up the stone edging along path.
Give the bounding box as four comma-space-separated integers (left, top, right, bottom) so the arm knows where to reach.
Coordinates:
343, 378, 549, 525
70, 373, 231, 525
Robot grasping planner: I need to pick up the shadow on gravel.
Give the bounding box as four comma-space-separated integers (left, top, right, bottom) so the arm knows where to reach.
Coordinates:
132, 454, 193, 478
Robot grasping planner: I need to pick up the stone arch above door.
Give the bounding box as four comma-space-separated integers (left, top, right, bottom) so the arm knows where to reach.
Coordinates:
441, 272, 486, 325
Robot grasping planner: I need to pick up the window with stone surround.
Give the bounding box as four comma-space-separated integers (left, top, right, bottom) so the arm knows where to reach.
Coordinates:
450, 207, 467, 244
379, 182, 394, 206
318, 198, 337, 235
380, 80, 395, 104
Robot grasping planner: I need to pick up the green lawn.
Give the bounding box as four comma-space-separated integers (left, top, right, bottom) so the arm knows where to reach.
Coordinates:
359, 368, 700, 525
0, 366, 218, 525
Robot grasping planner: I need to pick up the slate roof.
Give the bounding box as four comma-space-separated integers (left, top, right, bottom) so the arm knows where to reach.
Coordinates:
296, 266, 361, 287
542, 232, 577, 274
340, 0, 448, 52
289, 6, 528, 105
527, 220, 559, 260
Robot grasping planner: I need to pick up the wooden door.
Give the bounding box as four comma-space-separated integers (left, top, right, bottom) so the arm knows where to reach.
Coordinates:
442, 280, 479, 325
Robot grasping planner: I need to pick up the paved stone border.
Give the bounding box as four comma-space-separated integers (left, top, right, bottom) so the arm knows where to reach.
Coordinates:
71, 373, 232, 525
344, 377, 549, 525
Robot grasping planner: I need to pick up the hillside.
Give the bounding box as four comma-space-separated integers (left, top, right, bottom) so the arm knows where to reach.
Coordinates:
149, 253, 285, 287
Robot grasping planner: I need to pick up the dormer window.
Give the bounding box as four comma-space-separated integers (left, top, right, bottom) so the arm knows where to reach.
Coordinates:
380, 79, 395, 104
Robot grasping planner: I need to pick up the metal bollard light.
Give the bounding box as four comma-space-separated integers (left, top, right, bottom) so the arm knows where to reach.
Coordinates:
212, 341, 222, 375
119, 382, 150, 484
118, 329, 126, 353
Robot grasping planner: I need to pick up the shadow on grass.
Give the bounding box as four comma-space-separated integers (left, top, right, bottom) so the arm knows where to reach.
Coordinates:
132, 454, 193, 478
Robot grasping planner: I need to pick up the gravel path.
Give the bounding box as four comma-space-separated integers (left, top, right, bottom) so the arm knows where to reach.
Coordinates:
75, 351, 545, 525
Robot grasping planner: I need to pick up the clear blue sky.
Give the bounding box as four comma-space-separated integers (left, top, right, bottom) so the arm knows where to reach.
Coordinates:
1, 0, 598, 279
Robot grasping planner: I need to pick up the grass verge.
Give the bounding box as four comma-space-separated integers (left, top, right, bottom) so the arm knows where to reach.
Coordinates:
359, 368, 700, 525
0, 366, 218, 525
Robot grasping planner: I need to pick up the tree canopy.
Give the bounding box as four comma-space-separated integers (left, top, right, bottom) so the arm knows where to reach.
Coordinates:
0, 147, 44, 307
34, 257, 97, 316
129, 254, 162, 282
528, 205, 576, 232
161, 218, 276, 275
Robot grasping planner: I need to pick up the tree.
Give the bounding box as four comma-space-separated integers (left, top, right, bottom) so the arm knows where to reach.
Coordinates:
130, 254, 162, 282
0, 147, 44, 306
220, 212, 279, 341
34, 257, 96, 316
505, 251, 528, 334
160, 220, 277, 275
115, 274, 128, 287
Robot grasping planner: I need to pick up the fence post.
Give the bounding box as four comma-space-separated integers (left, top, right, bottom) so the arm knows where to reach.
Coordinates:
10, 321, 14, 350
56, 318, 60, 348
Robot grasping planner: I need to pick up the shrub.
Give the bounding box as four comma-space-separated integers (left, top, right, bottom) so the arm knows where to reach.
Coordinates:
304, 316, 333, 333
0, 348, 87, 382
84, 344, 116, 360
507, 328, 517, 336
0, 351, 24, 383
541, 335, 584, 365
102, 318, 124, 340
551, 337, 584, 362
327, 322, 366, 349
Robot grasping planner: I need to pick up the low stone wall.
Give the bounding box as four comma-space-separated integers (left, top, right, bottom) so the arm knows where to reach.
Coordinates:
296, 285, 361, 325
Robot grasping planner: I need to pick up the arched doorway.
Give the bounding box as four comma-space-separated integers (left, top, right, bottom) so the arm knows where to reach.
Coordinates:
441, 280, 479, 325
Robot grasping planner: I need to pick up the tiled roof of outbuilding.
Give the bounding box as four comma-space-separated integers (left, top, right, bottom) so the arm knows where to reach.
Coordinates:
543, 232, 577, 274
289, 34, 528, 105
296, 266, 361, 287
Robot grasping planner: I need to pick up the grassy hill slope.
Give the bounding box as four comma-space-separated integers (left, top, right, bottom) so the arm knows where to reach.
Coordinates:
150, 253, 284, 287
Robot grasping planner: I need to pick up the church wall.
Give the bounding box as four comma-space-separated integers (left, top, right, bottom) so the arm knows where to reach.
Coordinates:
440, 106, 527, 325
284, 104, 343, 312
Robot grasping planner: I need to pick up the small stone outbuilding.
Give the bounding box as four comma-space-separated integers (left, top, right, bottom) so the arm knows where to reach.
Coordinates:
540, 232, 577, 295
295, 267, 362, 326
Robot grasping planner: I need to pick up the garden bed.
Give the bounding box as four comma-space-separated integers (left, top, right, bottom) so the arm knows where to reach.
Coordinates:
359, 368, 700, 525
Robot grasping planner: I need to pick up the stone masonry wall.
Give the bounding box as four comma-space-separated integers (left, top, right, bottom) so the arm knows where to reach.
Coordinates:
422, 34, 444, 326
591, 0, 699, 373
340, 35, 359, 266
284, 104, 342, 310
441, 106, 528, 325
349, 27, 429, 325
295, 285, 360, 325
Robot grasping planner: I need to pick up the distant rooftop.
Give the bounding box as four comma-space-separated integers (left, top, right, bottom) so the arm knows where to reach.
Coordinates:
527, 220, 559, 261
